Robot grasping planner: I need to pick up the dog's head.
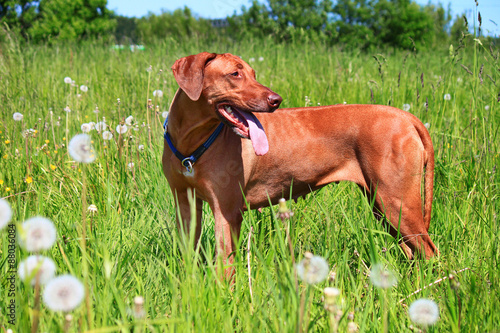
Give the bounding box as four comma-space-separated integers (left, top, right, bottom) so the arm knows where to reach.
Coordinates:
172, 52, 282, 156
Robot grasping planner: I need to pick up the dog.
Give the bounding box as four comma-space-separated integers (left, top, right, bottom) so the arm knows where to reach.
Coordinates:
162, 52, 438, 276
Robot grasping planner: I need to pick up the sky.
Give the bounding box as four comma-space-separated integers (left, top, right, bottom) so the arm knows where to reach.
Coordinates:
106, 0, 500, 37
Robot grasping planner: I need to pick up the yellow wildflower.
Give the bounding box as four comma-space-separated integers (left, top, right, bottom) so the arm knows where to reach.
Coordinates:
63, 137, 66, 141
0, 179, 3, 185
3, 154, 7, 159
25, 176, 33, 184
45, 139, 50, 144
5, 140, 10, 144
5, 187, 11, 192
50, 165, 56, 171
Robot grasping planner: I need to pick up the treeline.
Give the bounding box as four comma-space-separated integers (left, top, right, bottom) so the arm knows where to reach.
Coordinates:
0, 0, 495, 49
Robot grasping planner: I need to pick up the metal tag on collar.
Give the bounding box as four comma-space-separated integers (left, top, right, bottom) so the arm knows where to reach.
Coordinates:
182, 158, 194, 174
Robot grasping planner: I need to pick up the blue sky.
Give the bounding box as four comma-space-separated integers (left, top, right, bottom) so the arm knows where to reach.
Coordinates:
107, 0, 499, 37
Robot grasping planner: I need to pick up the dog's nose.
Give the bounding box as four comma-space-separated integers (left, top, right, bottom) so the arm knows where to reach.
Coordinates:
268, 93, 282, 108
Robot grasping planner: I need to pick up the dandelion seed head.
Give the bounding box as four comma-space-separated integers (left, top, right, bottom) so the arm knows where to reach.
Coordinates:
0, 198, 13, 230
95, 121, 106, 132
64, 77, 72, 84
43, 275, 85, 312
485, 105, 490, 111
138, 144, 145, 152
408, 298, 439, 327
128, 162, 134, 170
87, 204, 98, 214
153, 90, 163, 98
347, 321, 358, 332
162, 111, 169, 118
64, 106, 71, 113
249, 57, 255, 63
116, 124, 128, 134
19, 216, 57, 252
369, 263, 397, 289
125, 116, 134, 126
296, 253, 329, 284
88, 122, 96, 130
79, 85, 88, 93
18, 255, 56, 286
68, 134, 96, 163
424, 123, 430, 129
102, 131, 113, 140
443, 93, 451, 101
258, 56, 264, 62
13, 112, 24, 121
81, 123, 91, 133
402, 104, 411, 112
133, 295, 146, 318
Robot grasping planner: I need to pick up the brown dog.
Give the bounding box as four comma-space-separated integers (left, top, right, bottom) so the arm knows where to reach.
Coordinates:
162, 52, 438, 274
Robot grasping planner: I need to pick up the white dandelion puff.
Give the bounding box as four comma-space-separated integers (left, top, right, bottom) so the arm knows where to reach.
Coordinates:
80, 85, 88, 93
64, 77, 72, 84
162, 111, 169, 118
153, 90, 163, 98
102, 131, 113, 140
95, 121, 106, 132
369, 263, 397, 289
19, 217, 57, 252
68, 134, 96, 163
249, 57, 255, 63
258, 56, 264, 62
88, 122, 96, 130
18, 255, 56, 286
424, 123, 430, 129
485, 105, 490, 111
116, 124, 128, 134
64, 106, 71, 113
138, 144, 145, 152
43, 275, 85, 312
443, 93, 451, 101
87, 204, 98, 214
81, 123, 91, 133
125, 116, 134, 126
132, 296, 146, 318
127, 162, 134, 170
146, 65, 152, 72
408, 299, 439, 327
296, 252, 329, 284
402, 104, 411, 112
0, 199, 13, 230
13, 112, 24, 121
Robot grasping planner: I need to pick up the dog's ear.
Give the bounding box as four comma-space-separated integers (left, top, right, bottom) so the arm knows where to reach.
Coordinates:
171, 52, 217, 101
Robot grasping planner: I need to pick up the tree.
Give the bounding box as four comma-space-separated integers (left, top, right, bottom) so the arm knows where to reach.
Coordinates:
0, 0, 37, 36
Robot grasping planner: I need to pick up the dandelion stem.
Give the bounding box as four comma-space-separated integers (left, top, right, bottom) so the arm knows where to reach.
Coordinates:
81, 165, 92, 328
247, 226, 254, 305
31, 272, 41, 333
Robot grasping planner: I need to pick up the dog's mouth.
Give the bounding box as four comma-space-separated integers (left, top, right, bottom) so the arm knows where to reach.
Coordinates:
216, 103, 269, 156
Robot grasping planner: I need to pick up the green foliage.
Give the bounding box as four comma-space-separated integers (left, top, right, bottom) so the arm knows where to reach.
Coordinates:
135, 7, 215, 44
29, 0, 116, 43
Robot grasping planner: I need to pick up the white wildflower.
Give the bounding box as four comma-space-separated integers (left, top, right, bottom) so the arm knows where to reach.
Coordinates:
64, 106, 71, 113
88, 122, 96, 130
296, 252, 329, 284
87, 204, 98, 214
424, 123, 430, 129
18, 255, 56, 286
68, 134, 96, 163
13, 112, 24, 121
408, 299, 439, 327
127, 162, 134, 170
132, 296, 146, 318
258, 56, 264, 62
43, 275, 85, 312
369, 263, 397, 289
443, 94, 451, 101
95, 121, 106, 132
249, 57, 255, 63
19, 217, 57, 252
102, 131, 113, 140
485, 105, 490, 111
80, 85, 88, 93
162, 111, 169, 118
116, 124, 128, 134
81, 123, 91, 133
153, 90, 163, 98
402, 104, 411, 112
0, 199, 12, 230
64, 77, 72, 84
125, 116, 134, 126
138, 144, 145, 152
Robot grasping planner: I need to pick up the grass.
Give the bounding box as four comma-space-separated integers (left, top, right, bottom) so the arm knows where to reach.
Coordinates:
0, 32, 498, 332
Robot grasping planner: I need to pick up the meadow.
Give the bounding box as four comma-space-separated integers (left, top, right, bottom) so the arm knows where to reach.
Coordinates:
0, 34, 499, 332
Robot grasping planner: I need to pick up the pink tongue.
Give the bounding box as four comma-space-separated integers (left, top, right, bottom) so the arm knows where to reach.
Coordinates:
242, 112, 269, 156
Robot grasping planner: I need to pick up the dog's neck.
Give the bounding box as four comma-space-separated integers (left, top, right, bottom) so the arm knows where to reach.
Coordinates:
167, 89, 222, 155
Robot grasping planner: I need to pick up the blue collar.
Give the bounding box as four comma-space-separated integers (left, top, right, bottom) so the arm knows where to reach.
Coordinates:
163, 116, 224, 173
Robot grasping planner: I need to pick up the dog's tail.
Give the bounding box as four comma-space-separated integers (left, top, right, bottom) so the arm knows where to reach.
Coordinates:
414, 120, 435, 231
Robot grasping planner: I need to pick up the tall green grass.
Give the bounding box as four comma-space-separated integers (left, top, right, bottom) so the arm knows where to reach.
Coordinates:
0, 34, 498, 332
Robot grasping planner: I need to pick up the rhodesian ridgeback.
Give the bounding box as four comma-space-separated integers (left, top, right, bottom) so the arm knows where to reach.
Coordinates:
162, 52, 438, 275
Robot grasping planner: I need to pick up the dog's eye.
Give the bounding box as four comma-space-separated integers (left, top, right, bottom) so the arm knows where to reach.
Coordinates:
230, 71, 239, 77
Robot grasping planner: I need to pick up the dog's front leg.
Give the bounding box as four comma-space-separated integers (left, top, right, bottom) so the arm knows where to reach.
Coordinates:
210, 201, 243, 280
175, 189, 203, 246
